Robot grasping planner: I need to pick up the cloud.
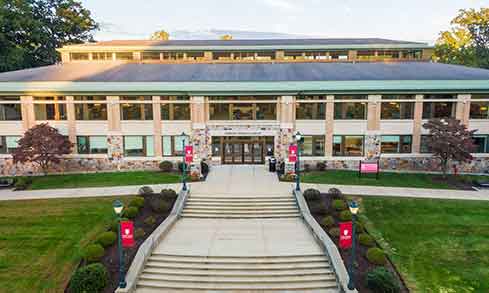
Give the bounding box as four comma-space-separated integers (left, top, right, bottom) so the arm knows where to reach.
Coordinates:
263, 0, 297, 10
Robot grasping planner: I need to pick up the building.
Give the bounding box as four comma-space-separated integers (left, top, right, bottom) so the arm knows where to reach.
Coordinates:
1, 38, 489, 175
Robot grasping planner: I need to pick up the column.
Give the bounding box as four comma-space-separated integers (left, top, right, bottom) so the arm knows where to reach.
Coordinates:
275, 50, 285, 60
107, 96, 123, 159
365, 95, 382, 159
278, 96, 295, 162
190, 96, 209, 168
412, 94, 424, 154
66, 96, 77, 153
204, 51, 213, 61
456, 94, 471, 126
348, 50, 357, 62
325, 95, 334, 157
152, 96, 162, 157
20, 96, 35, 131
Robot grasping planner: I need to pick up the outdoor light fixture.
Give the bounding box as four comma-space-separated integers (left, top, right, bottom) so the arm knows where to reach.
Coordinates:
349, 200, 359, 215
113, 199, 126, 288
113, 200, 123, 215
348, 200, 360, 290
295, 131, 303, 191
294, 131, 302, 142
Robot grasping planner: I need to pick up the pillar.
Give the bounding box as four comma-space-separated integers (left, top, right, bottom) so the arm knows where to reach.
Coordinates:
325, 95, 334, 157
190, 96, 209, 171
278, 96, 295, 161
412, 94, 424, 154
107, 96, 123, 159
456, 94, 471, 126
348, 50, 357, 62
365, 95, 382, 159
152, 96, 162, 157
66, 96, 77, 153
20, 96, 35, 131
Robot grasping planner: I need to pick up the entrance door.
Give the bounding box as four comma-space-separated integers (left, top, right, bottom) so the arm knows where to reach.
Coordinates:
221, 137, 266, 165
233, 143, 243, 164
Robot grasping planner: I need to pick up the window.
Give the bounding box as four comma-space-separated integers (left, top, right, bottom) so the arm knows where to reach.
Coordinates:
162, 51, 184, 60
70, 53, 89, 61
141, 52, 161, 61
34, 97, 67, 120
211, 137, 221, 156
381, 135, 412, 154
115, 52, 134, 60
296, 96, 326, 120
92, 52, 113, 60
420, 135, 432, 153
123, 136, 154, 157
0, 136, 20, 154
209, 97, 277, 120
329, 51, 349, 60
77, 136, 108, 154
75, 96, 107, 120
301, 136, 325, 156
470, 102, 489, 119
186, 52, 205, 60
213, 51, 233, 60
0, 97, 21, 121
381, 95, 415, 119
333, 135, 364, 156
334, 95, 367, 120
120, 96, 153, 120
161, 96, 190, 120
402, 50, 422, 59
283, 51, 304, 60
422, 95, 456, 119
162, 135, 190, 156
472, 135, 489, 153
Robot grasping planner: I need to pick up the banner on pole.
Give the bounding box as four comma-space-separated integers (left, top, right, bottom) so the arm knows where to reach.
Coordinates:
120, 221, 135, 248
339, 222, 353, 249
289, 145, 298, 163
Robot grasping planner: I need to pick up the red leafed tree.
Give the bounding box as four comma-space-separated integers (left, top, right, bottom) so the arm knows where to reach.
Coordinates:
423, 118, 476, 177
13, 123, 73, 175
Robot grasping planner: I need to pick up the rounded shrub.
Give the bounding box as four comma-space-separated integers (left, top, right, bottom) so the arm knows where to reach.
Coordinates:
149, 195, 168, 213
161, 188, 177, 200
358, 233, 375, 247
303, 188, 321, 201
339, 210, 352, 222
316, 161, 326, 171
159, 160, 174, 172
135, 228, 145, 239
321, 216, 335, 228
69, 263, 108, 293
144, 216, 156, 226
83, 244, 105, 263
329, 227, 340, 237
107, 218, 129, 232
366, 267, 400, 293
280, 173, 295, 182
366, 247, 387, 265
332, 199, 348, 211
328, 188, 343, 199
123, 206, 139, 219
96, 231, 117, 248
356, 221, 366, 234
14, 177, 32, 190
129, 196, 145, 209
138, 186, 154, 196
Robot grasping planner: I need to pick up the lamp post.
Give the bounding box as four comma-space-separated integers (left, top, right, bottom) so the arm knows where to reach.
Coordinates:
294, 131, 303, 191
181, 132, 188, 191
113, 200, 126, 289
348, 200, 359, 290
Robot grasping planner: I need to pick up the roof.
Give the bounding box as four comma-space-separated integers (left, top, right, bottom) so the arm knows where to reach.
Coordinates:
0, 62, 488, 94
58, 38, 431, 51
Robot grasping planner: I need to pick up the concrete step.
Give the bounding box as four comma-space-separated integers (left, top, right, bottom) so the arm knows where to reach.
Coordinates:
187, 197, 295, 202
182, 209, 298, 214
185, 203, 297, 208
145, 261, 330, 270
142, 267, 333, 277
149, 254, 328, 264
189, 195, 294, 199
181, 213, 301, 219
139, 273, 336, 284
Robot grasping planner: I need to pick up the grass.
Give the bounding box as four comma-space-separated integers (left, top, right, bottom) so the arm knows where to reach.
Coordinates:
301, 169, 480, 189
21, 171, 181, 190
361, 196, 489, 292
0, 196, 131, 292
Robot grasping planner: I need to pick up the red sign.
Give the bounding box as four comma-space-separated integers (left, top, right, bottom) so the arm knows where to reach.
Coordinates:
289, 145, 298, 162
339, 222, 353, 249
360, 162, 378, 173
120, 221, 135, 248
184, 146, 193, 163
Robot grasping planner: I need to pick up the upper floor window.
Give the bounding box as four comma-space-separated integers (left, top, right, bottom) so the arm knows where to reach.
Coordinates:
381, 135, 412, 154
296, 96, 326, 120
162, 135, 190, 156
422, 95, 456, 119
77, 136, 108, 154
123, 136, 154, 157
141, 52, 161, 61
70, 53, 89, 61
92, 52, 113, 60
209, 96, 277, 120
75, 96, 107, 120
120, 96, 153, 120
420, 135, 432, 153
0, 97, 22, 121
115, 52, 133, 60
381, 95, 415, 119
301, 136, 325, 156
162, 51, 185, 60
402, 50, 422, 59
334, 95, 367, 120
161, 96, 190, 120
0, 136, 20, 154
470, 101, 489, 119
186, 52, 205, 61
34, 97, 66, 120
333, 135, 364, 156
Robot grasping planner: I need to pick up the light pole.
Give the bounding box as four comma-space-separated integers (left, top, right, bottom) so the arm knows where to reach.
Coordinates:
113, 200, 126, 289
181, 132, 187, 191
348, 200, 359, 290
294, 131, 303, 191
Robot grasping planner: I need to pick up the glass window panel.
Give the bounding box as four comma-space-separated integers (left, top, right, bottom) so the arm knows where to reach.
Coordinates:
174, 136, 189, 155
70, 53, 89, 60
232, 104, 253, 120
90, 136, 108, 154
296, 103, 326, 119
302, 136, 313, 156
162, 136, 172, 156
92, 52, 112, 60
173, 104, 190, 120
0, 136, 6, 154
77, 136, 89, 154
256, 103, 276, 120
142, 52, 161, 60
124, 136, 144, 156
381, 136, 400, 153
470, 102, 489, 119
381, 102, 414, 119
115, 52, 133, 60
473, 136, 488, 153
0, 104, 22, 120
146, 136, 154, 157
6, 136, 19, 148
121, 96, 153, 120
420, 135, 432, 153
210, 104, 230, 120
75, 97, 107, 120
422, 102, 455, 119
333, 135, 363, 156
334, 103, 367, 119
212, 137, 221, 156
34, 97, 67, 120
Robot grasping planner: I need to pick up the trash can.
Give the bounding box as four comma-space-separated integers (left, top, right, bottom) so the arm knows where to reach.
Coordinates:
269, 157, 277, 172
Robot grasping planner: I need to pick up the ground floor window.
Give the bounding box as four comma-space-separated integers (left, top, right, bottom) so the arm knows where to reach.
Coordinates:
422, 102, 455, 119
420, 135, 432, 153
0, 136, 20, 154
162, 135, 190, 156
77, 136, 108, 154
301, 136, 325, 156
381, 135, 412, 153
333, 135, 364, 156
123, 136, 154, 157
470, 102, 489, 119
472, 135, 489, 153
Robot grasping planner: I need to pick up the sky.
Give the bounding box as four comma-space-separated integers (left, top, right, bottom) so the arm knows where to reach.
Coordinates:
80, 0, 489, 44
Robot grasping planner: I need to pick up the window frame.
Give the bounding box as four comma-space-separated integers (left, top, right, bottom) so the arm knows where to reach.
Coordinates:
76, 136, 108, 155
333, 135, 365, 157
380, 135, 412, 154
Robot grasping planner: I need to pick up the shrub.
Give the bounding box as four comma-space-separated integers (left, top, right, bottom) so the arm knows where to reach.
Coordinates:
280, 173, 295, 182
201, 160, 209, 175
329, 227, 340, 237
149, 195, 168, 213
190, 172, 201, 182
144, 216, 156, 226
107, 218, 128, 232
339, 210, 352, 222
159, 160, 174, 172
366, 267, 400, 293
316, 161, 326, 171
96, 231, 117, 248
14, 177, 32, 190
83, 244, 105, 263
356, 221, 366, 234
123, 206, 139, 219
138, 186, 154, 196
161, 188, 177, 200
68, 263, 108, 293
358, 233, 375, 247
303, 188, 321, 201
321, 216, 335, 228
332, 199, 348, 211
309, 199, 327, 214
366, 247, 387, 265
129, 196, 145, 209
328, 188, 343, 199
135, 228, 145, 239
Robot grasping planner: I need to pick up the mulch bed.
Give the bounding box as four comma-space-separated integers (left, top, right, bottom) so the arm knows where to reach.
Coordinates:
305, 192, 409, 293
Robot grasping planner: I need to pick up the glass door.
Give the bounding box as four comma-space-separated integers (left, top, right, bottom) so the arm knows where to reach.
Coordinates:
233, 143, 243, 163
224, 143, 233, 164
243, 143, 253, 163
252, 142, 263, 164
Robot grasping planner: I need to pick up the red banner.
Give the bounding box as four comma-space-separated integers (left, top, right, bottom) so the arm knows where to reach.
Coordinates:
360, 162, 378, 173
339, 222, 353, 249
184, 146, 193, 163
120, 221, 135, 248
289, 145, 298, 163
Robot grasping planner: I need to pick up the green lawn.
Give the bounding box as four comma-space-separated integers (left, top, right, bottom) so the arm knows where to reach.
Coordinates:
301, 170, 480, 189
361, 196, 489, 292
0, 196, 129, 292
24, 171, 181, 190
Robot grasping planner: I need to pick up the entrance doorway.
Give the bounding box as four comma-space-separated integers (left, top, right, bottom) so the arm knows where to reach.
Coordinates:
215, 136, 274, 165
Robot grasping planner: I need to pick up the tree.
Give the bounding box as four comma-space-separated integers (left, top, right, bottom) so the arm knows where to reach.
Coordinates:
150, 30, 170, 40
0, 0, 98, 73
434, 8, 489, 68
423, 118, 476, 177
12, 123, 73, 175
220, 34, 233, 40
